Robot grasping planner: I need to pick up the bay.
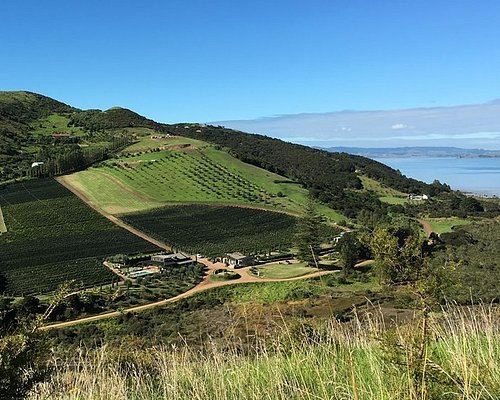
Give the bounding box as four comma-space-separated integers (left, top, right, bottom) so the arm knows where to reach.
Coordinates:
373, 157, 500, 196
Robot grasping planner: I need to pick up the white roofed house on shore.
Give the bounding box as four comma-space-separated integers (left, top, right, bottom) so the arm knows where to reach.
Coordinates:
408, 193, 429, 201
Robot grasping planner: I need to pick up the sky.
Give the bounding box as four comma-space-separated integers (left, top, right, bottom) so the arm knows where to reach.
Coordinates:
1, 1, 500, 148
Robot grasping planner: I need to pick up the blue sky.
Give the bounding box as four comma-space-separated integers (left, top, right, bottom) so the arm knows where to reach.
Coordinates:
1, 1, 500, 147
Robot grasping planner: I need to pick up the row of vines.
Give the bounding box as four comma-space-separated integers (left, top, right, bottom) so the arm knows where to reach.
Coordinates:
122, 205, 298, 257
0, 179, 158, 295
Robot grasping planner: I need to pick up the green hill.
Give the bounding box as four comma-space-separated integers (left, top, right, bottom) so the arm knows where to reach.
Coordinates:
64, 135, 344, 221
171, 124, 452, 218
2, 91, 493, 221
0, 91, 165, 182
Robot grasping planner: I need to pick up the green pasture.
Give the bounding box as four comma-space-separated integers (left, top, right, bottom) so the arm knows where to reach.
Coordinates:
358, 175, 408, 205
30, 113, 85, 137
428, 217, 471, 234
122, 135, 207, 153
251, 262, 317, 279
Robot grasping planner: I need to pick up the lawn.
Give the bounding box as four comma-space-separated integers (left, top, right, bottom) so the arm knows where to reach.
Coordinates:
251, 262, 318, 279
428, 217, 471, 234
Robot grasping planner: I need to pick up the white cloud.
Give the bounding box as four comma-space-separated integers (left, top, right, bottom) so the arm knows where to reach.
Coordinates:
213, 100, 500, 149
391, 123, 407, 130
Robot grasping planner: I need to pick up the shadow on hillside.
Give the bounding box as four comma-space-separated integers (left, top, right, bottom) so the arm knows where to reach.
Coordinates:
317, 263, 342, 271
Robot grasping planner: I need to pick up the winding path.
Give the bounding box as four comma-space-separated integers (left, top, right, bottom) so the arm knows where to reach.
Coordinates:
419, 218, 433, 236
41, 264, 336, 331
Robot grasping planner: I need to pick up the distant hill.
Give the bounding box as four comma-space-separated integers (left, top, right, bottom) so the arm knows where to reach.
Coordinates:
0, 91, 165, 181
323, 146, 500, 158
0, 91, 459, 218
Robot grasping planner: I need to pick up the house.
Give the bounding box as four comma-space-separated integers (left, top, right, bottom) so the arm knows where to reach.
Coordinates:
31, 161, 44, 168
151, 252, 194, 268
223, 252, 254, 268
408, 193, 429, 201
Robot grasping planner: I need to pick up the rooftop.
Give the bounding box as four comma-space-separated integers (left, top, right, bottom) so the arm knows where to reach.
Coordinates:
227, 252, 248, 260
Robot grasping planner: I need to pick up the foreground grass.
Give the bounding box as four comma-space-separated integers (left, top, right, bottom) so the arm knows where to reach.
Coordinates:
31, 305, 499, 400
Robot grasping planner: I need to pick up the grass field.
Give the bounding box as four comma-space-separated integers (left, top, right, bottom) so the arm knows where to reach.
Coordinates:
428, 217, 471, 234
0, 179, 158, 295
121, 135, 207, 153
30, 113, 86, 137
358, 175, 408, 205
251, 262, 317, 279
66, 136, 345, 222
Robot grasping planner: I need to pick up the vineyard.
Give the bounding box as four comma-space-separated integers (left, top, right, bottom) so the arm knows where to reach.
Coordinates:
122, 205, 298, 256
99, 150, 287, 207
0, 179, 159, 295
66, 139, 345, 222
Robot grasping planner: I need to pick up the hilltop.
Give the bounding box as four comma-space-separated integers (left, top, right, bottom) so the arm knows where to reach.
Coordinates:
0, 91, 163, 182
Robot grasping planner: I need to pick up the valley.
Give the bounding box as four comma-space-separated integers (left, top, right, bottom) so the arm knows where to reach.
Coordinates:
0, 91, 499, 400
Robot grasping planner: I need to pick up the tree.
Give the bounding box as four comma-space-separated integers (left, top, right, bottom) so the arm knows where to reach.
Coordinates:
0, 284, 72, 399
366, 224, 424, 284
338, 232, 358, 278
295, 197, 323, 266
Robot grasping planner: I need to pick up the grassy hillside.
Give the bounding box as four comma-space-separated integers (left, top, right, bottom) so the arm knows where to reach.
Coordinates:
65, 135, 345, 221
0, 179, 158, 295
358, 175, 408, 205
0, 91, 165, 182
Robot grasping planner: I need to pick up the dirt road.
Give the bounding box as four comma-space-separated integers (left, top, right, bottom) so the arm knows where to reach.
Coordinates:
41, 264, 336, 330
56, 176, 171, 251
419, 219, 433, 236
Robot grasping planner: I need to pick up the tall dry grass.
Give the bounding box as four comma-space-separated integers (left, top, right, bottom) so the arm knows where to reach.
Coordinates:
30, 304, 499, 400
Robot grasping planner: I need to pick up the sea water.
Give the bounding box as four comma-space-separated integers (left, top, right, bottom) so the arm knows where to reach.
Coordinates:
373, 157, 500, 196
